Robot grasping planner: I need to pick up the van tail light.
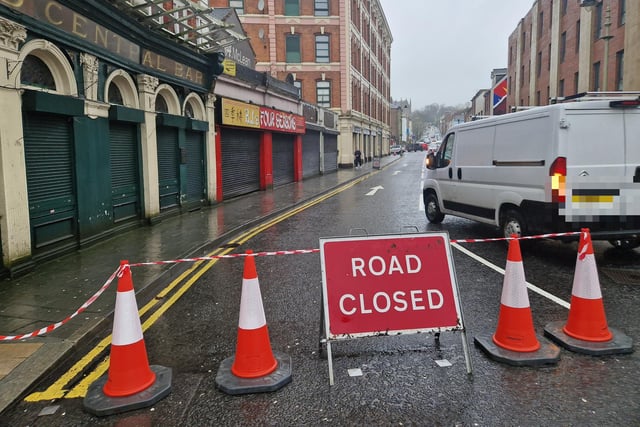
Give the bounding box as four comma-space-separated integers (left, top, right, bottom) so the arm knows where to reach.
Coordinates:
550, 157, 566, 203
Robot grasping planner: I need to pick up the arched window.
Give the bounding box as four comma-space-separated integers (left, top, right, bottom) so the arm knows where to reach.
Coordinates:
155, 95, 169, 113
21, 55, 55, 90
108, 83, 124, 105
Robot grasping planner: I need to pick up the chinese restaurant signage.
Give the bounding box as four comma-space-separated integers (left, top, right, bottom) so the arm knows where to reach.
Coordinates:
221, 98, 305, 134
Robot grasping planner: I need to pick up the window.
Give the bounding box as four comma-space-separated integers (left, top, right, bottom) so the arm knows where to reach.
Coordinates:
314, 0, 329, 16
286, 34, 301, 63
315, 35, 329, 63
537, 51, 542, 77
559, 79, 565, 97
619, 0, 626, 26
592, 61, 601, 91
108, 84, 124, 105
574, 71, 579, 95
316, 80, 331, 107
538, 12, 544, 37
561, 0, 568, 16
21, 55, 55, 90
616, 50, 624, 90
595, 3, 603, 40
575, 20, 580, 53
293, 80, 302, 97
560, 32, 566, 63
285, 0, 299, 16
229, 0, 244, 14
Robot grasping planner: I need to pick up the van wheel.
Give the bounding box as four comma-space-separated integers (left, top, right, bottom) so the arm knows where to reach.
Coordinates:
425, 192, 445, 223
501, 209, 525, 239
608, 237, 640, 250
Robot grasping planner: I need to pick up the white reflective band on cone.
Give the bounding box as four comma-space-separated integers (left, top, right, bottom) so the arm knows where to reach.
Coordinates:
238, 277, 266, 330
571, 253, 603, 299
501, 260, 529, 308
112, 289, 144, 345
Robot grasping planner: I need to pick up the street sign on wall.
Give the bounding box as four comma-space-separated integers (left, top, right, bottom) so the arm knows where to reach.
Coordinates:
319, 232, 472, 384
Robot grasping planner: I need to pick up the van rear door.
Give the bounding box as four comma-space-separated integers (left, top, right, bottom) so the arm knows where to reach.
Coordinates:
563, 107, 640, 220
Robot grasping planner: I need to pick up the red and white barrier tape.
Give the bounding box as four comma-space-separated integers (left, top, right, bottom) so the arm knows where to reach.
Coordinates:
0, 231, 581, 341
0, 266, 122, 342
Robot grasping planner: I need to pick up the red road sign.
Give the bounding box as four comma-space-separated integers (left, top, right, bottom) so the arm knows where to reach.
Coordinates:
320, 233, 463, 339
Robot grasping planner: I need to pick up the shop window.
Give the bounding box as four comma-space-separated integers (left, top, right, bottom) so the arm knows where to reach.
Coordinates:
21, 55, 55, 90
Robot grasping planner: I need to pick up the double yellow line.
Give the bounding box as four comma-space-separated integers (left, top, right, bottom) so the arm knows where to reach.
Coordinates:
25, 176, 368, 401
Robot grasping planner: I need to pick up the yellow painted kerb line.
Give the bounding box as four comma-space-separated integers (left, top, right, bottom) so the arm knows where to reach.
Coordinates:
25, 173, 372, 401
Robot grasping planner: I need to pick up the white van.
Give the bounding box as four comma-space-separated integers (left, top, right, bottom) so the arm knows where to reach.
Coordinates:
423, 93, 640, 248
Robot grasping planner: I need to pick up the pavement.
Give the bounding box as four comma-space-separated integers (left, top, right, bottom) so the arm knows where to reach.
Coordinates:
0, 155, 399, 415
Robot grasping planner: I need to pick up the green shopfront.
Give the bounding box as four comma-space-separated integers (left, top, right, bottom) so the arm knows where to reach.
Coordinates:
0, 0, 221, 274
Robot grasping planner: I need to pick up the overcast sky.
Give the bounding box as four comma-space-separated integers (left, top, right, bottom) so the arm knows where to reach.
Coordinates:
379, 0, 534, 109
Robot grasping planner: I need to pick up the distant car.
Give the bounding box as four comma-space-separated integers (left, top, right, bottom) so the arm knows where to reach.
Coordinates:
390, 145, 402, 155
427, 141, 441, 154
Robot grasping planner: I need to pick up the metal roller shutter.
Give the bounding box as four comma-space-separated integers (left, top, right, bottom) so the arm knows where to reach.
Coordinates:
157, 126, 180, 210
221, 128, 260, 198
185, 130, 205, 204
22, 112, 77, 250
324, 134, 338, 172
302, 131, 321, 178
272, 134, 294, 186
110, 122, 140, 222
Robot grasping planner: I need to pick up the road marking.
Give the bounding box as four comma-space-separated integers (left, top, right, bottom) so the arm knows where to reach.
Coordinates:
365, 185, 384, 196
451, 242, 570, 309
393, 171, 401, 175
24, 172, 375, 402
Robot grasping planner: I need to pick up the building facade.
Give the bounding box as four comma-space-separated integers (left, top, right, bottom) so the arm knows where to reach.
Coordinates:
210, 0, 393, 166
0, 0, 337, 275
508, 0, 640, 109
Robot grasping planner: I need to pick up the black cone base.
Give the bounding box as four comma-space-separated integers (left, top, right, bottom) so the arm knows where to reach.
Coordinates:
544, 321, 634, 356
215, 351, 292, 395
83, 365, 172, 417
474, 334, 560, 367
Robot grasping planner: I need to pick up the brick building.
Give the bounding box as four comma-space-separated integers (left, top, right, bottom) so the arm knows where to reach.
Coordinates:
507, 0, 639, 109
209, 0, 393, 166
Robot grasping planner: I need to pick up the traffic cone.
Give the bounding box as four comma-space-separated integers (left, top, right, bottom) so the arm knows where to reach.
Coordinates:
544, 229, 633, 355
84, 261, 172, 417
474, 236, 560, 366
216, 250, 292, 395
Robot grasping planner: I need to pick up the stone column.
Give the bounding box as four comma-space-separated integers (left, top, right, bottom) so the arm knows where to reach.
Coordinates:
137, 74, 161, 220
205, 93, 218, 202
0, 17, 31, 269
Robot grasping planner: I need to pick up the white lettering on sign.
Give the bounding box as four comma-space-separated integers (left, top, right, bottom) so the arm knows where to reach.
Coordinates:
351, 255, 421, 277
339, 289, 444, 315
260, 109, 298, 131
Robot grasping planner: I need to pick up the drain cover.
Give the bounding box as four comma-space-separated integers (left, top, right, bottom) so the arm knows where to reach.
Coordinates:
601, 268, 640, 286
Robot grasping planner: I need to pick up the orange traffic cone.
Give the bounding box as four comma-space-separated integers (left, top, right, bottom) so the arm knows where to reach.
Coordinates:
474, 236, 560, 366
491, 237, 540, 352
216, 250, 292, 395
563, 229, 612, 342
544, 229, 633, 355
84, 261, 172, 417
231, 250, 277, 378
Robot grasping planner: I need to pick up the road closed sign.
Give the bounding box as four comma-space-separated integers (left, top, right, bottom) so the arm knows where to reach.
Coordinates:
320, 232, 464, 339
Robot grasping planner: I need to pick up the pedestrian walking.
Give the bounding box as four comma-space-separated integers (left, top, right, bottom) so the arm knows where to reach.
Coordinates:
354, 149, 362, 169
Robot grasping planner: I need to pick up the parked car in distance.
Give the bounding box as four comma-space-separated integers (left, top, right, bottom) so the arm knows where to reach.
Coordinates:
390, 145, 403, 155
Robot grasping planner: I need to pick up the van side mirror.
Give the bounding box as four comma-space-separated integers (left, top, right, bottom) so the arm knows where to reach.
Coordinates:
426, 153, 436, 169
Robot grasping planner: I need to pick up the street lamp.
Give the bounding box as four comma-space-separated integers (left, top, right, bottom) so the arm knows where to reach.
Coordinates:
580, 0, 613, 91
